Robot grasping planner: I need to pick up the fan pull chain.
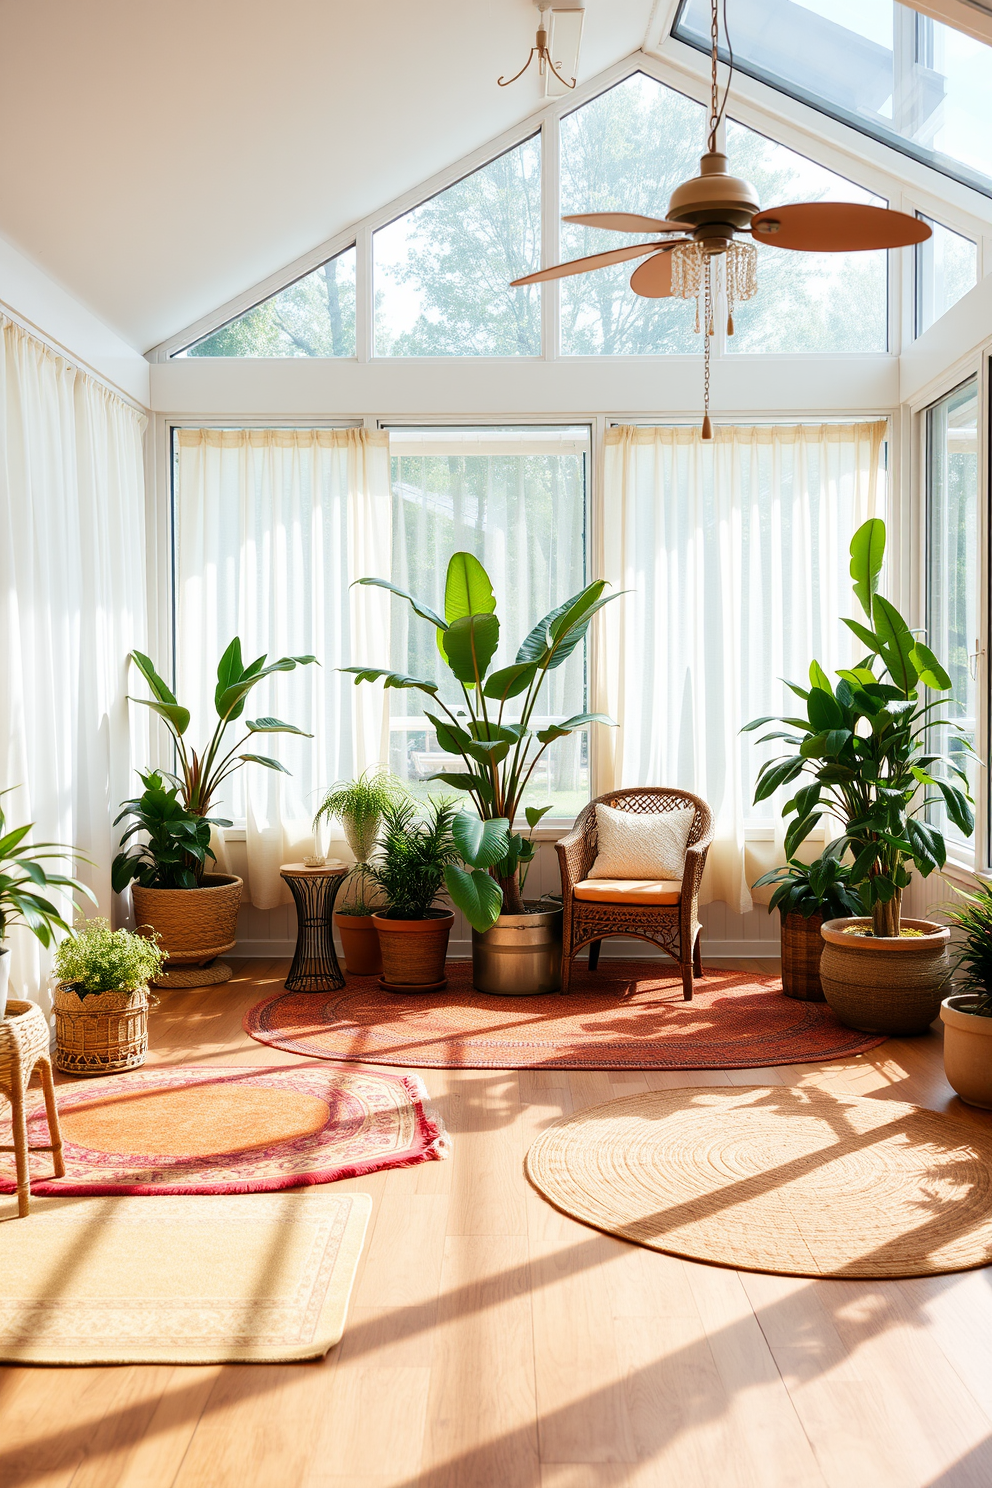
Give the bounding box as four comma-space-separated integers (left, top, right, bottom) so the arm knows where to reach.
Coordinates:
702, 260, 713, 440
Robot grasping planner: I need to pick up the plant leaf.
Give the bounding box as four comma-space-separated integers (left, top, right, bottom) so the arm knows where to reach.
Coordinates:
536, 711, 614, 744
339, 667, 440, 695
246, 717, 312, 735
443, 864, 503, 933
441, 614, 500, 687
872, 595, 919, 694
482, 661, 538, 701
909, 642, 952, 691
849, 517, 886, 618
525, 805, 553, 830
127, 696, 191, 736
129, 650, 178, 705
237, 754, 290, 774
452, 813, 511, 869
214, 637, 246, 713
353, 577, 446, 630
444, 553, 496, 624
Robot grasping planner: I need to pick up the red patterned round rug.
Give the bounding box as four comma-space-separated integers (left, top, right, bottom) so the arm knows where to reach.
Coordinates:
244, 962, 888, 1071
0, 1064, 448, 1196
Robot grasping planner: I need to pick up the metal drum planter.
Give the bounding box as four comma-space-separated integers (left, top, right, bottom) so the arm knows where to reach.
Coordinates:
472, 904, 563, 996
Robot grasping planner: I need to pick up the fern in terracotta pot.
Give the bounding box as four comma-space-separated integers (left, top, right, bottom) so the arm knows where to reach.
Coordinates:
313, 770, 399, 976
365, 797, 459, 992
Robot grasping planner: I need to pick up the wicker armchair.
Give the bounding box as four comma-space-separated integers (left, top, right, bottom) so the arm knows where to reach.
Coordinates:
555, 788, 713, 1000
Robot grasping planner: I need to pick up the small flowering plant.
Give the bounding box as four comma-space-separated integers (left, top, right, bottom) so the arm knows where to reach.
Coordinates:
53, 918, 166, 997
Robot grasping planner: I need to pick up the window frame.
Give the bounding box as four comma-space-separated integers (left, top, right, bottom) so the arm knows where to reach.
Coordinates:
150, 51, 992, 367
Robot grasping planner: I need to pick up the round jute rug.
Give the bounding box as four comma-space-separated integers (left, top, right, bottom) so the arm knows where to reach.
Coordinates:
245, 963, 887, 1071
0, 1063, 448, 1196
525, 1086, 992, 1278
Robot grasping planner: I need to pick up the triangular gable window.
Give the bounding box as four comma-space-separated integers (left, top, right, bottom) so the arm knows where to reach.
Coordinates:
179, 245, 356, 357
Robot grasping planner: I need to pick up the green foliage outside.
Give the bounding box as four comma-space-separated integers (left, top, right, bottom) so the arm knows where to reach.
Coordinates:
53, 917, 165, 996
187, 252, 356, 357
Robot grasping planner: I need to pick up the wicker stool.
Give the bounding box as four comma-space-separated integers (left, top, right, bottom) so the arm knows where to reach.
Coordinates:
0, 1000, 64, 1217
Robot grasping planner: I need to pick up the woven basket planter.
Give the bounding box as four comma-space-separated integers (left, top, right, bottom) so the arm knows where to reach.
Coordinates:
819, 916, 950, 1037
780, 911, 825, 1001
132, 873, 243, 972
373, 911, 454, 992
54, 985, 148, 1076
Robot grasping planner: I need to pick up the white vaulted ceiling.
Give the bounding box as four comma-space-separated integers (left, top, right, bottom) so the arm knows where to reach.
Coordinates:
0, 0, 653, 352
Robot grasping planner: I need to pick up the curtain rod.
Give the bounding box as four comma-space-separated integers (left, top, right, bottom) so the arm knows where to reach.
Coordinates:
0, 298, 149, 417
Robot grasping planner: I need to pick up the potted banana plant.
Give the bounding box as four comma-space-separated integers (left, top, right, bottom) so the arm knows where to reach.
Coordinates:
744, 519, 974, 1036
117, 639, 316, 985
342, 552, 619, 994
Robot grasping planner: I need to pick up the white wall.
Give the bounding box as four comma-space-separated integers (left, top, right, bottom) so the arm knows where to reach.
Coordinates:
0, 231, 148, 406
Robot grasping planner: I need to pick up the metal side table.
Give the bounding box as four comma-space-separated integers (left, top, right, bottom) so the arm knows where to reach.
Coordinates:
279, 863, 349, 992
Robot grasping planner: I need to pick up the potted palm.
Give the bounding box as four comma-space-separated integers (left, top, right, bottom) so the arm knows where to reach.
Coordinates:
0, 788, 95, 1017
312, 769, 398, 976
117, 639, 316, 984
112, 771, 237, 984
52, 918, 165, 1075
753, 855, 864, 1001
744, 519, 974, 1036
365, 797, 459, 991
342, 552, 618, 994
939, 882, 992, 1109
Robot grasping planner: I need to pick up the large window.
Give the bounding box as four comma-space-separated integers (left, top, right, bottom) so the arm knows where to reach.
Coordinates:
926, 378, 979, 852
675, 0, 992, 198
373, 138, 542, 356
180, 246, 357, 358
724, 121, 888, 353
387, 427, 590, 818
915, 215, 977, 336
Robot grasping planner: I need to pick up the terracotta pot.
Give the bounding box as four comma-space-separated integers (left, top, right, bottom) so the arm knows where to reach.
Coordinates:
373, 910, 454, 991
334, 912, 383, 977
819, 916, 950, 1036
780, 910, 825, 1001
54, 984, 148, 1076
132, 873, 243, 971
940, 995, 992, 1109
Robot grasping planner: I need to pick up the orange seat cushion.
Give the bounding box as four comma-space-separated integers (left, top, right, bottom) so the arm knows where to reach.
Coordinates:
573, 878, 682, 906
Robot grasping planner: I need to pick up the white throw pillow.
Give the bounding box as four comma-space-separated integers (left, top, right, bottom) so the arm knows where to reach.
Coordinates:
588, 802, 695, 882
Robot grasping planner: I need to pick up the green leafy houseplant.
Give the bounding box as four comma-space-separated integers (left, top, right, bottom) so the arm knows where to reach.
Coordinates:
365, 797, 459, 920
126, 639, 317, 881
341, 552, 618, 926
111, 771, 231, 891
744, 519, 975, 938
0, 788, 96, 953
753, 856, 865, 921
943, 882, 992, 1018
53, 917, 165, 997
313, 768, 399, 863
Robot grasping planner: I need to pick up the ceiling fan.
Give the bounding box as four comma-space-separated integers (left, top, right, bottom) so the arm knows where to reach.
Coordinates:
510, 0, 930, 436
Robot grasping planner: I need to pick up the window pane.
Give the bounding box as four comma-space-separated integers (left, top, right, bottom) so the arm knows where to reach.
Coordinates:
725, 121, 888, 353
674, 0, 992, 198
179, 247, 356, 358
915, 215, 977, 335
559, 74, 703, 354
374, 138, 541, 356
388, 427, 589, 818
927, 379, 979, 850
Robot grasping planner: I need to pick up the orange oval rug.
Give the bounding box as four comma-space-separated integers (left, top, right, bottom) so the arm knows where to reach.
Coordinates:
244, 962, 888, 1070
0, 1064, 448, 1196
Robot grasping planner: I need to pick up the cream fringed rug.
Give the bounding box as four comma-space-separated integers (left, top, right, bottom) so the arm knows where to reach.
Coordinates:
525, 1086, 992, 1279
0, 1191, 371, 1364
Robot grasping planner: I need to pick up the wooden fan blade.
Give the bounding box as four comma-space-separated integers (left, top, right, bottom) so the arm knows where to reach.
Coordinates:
630, 250, 676, 298
510, 241, 671, 287
562, 211, 691, 234
751, 202, 932, 252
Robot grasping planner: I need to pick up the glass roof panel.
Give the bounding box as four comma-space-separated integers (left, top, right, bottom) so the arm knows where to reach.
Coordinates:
673, 0, 992, 198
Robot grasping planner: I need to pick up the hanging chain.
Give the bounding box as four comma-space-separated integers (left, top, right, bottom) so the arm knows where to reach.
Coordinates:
708, 0, 720, 151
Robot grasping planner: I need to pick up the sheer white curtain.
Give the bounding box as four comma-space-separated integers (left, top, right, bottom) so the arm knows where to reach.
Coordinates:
595, 421, 887, 912
174, 428, 391, 908
0, 315, 147, 1008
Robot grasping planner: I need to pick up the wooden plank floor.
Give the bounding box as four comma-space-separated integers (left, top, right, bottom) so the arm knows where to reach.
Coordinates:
3, 957, 992, 1488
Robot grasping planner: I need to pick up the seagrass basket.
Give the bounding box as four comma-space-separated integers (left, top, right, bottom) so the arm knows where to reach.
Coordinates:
780, 911, 826, 1001
54, 985, 149, 1076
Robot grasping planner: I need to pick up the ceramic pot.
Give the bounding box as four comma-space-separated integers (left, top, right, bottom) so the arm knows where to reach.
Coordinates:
132, 873, 243, 985
0, 947, 9, 1019
54, 983, 148, 1076
780, 911, 825, 1001
940, 995, 992, 1109
373, 910, 454, 992
334, 912, 383, 976
472, 904, 562, 995
819, 916, 950, 1036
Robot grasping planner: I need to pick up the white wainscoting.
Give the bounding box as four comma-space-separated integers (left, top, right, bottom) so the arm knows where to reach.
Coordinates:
228, 839, 780, 960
